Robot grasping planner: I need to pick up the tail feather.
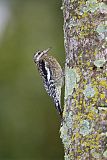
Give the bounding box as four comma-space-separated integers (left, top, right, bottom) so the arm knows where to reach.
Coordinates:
44, 80, 63, 116
55, 101, 62, 117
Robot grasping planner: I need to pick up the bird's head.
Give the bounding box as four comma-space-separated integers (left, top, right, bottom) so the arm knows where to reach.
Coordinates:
33, 48, 50, 63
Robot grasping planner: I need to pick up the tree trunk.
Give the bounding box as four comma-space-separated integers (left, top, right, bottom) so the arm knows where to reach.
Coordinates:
60, 0, 107, 159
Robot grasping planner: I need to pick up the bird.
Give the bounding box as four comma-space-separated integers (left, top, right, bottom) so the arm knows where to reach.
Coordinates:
33, 48, 63, 116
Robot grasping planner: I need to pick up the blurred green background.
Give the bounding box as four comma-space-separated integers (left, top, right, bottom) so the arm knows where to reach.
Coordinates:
0, 0, 64, 159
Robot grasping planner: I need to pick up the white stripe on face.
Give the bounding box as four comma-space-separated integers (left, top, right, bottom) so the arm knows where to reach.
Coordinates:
34, 48, 50, 62
36, 52, 44, 62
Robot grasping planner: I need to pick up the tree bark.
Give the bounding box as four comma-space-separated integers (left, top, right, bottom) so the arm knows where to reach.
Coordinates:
60, 0, 107, 159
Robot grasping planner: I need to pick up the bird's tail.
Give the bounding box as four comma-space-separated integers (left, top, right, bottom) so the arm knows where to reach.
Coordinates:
54, 100, 63, 117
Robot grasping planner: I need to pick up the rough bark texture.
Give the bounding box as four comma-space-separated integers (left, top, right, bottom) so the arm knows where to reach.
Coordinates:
60, 0, 107, 159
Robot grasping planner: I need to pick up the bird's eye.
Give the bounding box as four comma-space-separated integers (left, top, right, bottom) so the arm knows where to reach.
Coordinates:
38, 51, 41, 55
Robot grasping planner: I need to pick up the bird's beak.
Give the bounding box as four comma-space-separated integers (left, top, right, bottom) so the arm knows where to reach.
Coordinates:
43, 48, 51, 54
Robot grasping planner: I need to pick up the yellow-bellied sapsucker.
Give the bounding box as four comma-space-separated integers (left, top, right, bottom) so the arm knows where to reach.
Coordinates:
33, 48, 63, 116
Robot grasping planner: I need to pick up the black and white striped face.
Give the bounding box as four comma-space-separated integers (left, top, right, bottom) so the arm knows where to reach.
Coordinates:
33, 48, 50, 63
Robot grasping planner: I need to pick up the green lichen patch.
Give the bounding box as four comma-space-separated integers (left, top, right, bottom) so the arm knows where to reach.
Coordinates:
65, 66, 80, 99
103, 150, 107, 158
91, 149, 101, 159
94, 58, 106, 67
96, 23, 107, 39
98, 106, 107, 111
80, 120, 92, 136
60, 123, 69, 144
83, 84, 95, 98
99, 2, 107, 14
60, 111, 73, 154
64, 154, 71, 160
96, 23, 107, 34
82, 0, 99, 13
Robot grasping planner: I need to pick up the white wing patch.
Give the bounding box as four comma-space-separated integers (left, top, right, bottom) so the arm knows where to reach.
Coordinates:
45, 62, 50, 82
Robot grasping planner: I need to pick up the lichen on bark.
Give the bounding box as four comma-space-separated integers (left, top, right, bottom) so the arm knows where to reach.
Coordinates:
60, 0, 107, 159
